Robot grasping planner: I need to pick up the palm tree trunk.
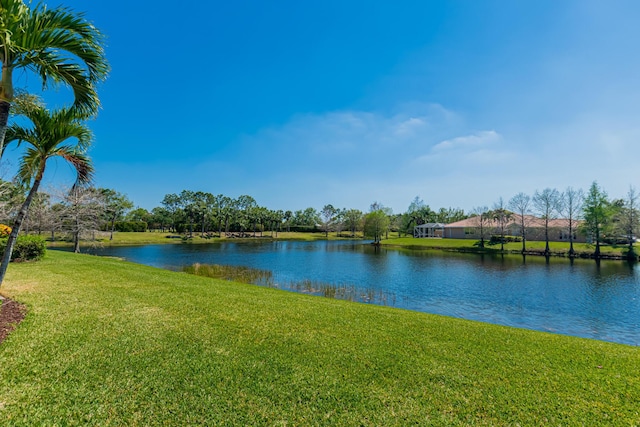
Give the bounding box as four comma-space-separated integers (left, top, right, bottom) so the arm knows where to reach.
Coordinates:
0, 100, 11, 158
0, 172, 43, 286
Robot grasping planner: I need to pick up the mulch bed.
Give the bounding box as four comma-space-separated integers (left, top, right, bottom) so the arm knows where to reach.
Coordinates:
0, 297, 27, 344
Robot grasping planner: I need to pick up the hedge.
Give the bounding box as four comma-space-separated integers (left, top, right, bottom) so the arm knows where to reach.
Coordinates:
0, 235, 47, 262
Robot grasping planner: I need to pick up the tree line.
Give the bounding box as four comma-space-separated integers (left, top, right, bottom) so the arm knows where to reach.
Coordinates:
5, 180, 638, 260
469, 183, 638, 259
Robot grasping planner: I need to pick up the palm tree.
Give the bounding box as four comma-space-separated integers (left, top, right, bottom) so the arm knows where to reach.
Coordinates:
0, 105, 93, 286
0, 0, 109, 156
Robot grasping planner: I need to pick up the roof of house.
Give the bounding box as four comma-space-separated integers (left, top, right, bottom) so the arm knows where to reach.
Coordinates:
445, 214, 583, 229
415, 223, 447, 229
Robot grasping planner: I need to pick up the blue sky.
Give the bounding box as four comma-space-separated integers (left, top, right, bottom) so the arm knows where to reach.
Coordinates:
5, 0, 640, 213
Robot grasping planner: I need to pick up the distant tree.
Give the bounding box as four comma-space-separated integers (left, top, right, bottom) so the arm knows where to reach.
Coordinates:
62, 186, 104, 253
434, 207, 466, 224
364, 209, 390, 244
270, 210, 284, 237
178, 190, 197, 237
390, 213, 404, 237
22, 191, 50, 234
561, 187, 584, 257
405, 196, 435, 232
216, 195, 233, 235
533, 188, 562, 256
508, 192, 531, 253
161, 193, 181, 232
320, 204, 337, 237
283, 210, 293, 232
150, 207, 171, 232
491, 197, 512, 252
251, 205, 269, 237
618, 186, 639, 259
192, 191, 214, 237
0, 180, 23, 223
126, 207, 151, 224
342, 209, 363, 237
100, 188, 133, 240
292, 207, 320, 228
333, 208, 346, 236
48, 202, 66, 241
236, 195, 257, 233
471, 206, 490, 248
582, 182, 612, 259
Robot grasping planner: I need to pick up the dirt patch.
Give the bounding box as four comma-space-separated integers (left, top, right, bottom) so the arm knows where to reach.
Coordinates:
0, 297, 26, 344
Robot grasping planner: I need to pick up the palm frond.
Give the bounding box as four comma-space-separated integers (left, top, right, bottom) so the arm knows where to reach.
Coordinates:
9, 103, 95, 187
0, 0, 108, 115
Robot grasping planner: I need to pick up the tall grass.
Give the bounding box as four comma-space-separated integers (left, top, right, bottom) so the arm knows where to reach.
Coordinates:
183, 263, 397, 306
183, 263, 274, 285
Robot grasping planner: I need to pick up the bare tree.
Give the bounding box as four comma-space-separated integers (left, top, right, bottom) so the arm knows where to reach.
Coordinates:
533, 188, 561, 256
60, 186, 105, 253
491, 197, 512, 252
508, 192, 531, 253
0, 180, 22, 224
472, 206, 490, 248
560, 187, 584, 257
619, 186, 639, 260
320, 204, 337, 237
22, 191, 52, 235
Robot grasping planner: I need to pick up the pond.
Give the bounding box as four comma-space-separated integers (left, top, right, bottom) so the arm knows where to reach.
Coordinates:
60, 240, 640, 346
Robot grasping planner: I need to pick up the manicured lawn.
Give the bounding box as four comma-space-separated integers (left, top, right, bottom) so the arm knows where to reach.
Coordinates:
46, 231, 364, 248
0, 251, 638, 425
381, 236, 633, 258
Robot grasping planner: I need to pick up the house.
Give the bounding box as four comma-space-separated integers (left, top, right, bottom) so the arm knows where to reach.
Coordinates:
415, 214, 586, 242
413, 223, 446, 238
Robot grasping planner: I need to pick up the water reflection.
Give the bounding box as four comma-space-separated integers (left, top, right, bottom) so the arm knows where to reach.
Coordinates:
56, 241, 640, 346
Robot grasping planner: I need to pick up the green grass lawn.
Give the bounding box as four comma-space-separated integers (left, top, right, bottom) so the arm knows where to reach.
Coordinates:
46, 231, 364, 248
381, 236, 634, 258
0, 251, 638, 425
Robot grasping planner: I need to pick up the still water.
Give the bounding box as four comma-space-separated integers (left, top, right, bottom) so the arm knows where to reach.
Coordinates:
63, 240, 640, 346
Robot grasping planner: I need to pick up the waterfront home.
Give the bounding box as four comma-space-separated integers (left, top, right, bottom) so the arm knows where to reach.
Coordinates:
415, 215, 586, 242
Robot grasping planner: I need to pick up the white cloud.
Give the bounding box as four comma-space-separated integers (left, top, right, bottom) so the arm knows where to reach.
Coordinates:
431, 130, 501, 152
394, 117, 428, 137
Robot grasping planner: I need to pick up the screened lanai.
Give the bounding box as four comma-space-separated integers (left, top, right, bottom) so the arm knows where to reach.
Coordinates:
413, 223, 446, 238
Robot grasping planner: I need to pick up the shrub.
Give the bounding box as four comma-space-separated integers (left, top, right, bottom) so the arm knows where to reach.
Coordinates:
0, 235, 47, 262
0, 224, 11, 237
489, 235, 521, 244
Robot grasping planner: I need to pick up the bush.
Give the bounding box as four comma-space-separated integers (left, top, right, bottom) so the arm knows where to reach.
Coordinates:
0, 235, 47, 262
489, 235, 521, 245
0, 224, 11, 237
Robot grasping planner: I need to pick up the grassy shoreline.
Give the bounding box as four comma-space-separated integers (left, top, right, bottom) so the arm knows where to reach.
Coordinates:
47, 231, 636, 260
0, 251, 638, 425
380, 236, 636, 260
45, 231, 365, 248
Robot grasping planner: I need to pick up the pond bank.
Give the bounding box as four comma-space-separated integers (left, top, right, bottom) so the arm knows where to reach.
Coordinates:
380, 237, 638, 261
